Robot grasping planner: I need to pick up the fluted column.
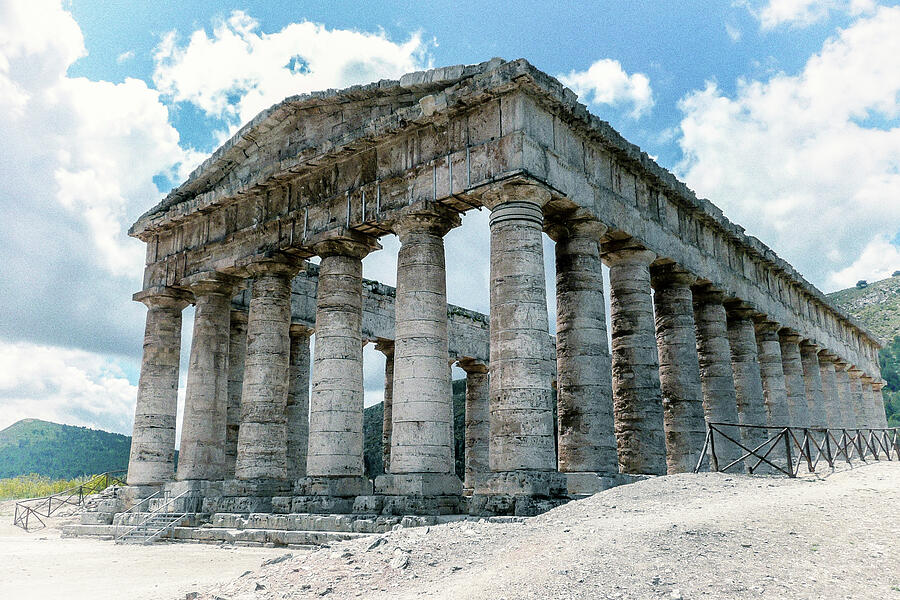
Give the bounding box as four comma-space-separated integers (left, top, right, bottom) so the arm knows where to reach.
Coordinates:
551, 219, 617, 474
475, 182, 563, 501
726, 305, 769, 458
304, 235, 378, 495
224, 311, 247, 477
817, 352, 841, 430
286, 325, 311, 479
833, 362, 853, 428
692, 286, 743, 468
800, 342, 828, 428
459, 360, 489, 493
127, 288, 191, 486
384, 203, 460, 493
374, 341, 395, 474
650, 264, 705, 474
235, 256, 304, 481
778, 331, 809, 427
848, 368, 867, 428
872, 381, 888, 428
860, 376, 876, 428
178, 273, 239, 481
754, 321, 790, 427
605, 244, 666, 476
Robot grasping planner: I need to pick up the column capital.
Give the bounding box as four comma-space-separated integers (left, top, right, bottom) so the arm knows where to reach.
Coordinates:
289, 323, 313, 337
181, 271, 242, 298
777, 328, 803, 344
307, 228, 381, 259
392, 201, 461, 240
848, 366, 864, 378
229, 309, 249, 324
374, 339, 395, 357
691, 283, 726, 305
236, 252, 307, 279
133, 286, 192, 310
817, 349, 838, 363
650, 262, 696, 290
799, 339, 820, 352
872, 379, 886, 391
480, 180, 552, 211
833, 359, 851, 371
752, 318, 781, 336
724, 300, 758, 320
458, 357, 488, 374
860, 374, 875, 384
545, 216, 607, 243
602, 240, 656, 266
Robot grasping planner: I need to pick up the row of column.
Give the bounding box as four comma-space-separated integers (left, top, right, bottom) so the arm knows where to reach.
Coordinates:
127, 183, 889, 489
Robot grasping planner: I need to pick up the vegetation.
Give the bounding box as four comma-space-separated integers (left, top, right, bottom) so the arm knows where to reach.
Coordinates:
828, 273, 900, 427
0, 419, 130, 479
0, 473, 93, 500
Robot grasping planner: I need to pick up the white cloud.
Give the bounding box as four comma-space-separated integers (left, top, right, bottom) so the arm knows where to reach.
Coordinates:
558, 58, 654, 118
152, 11, 429, 129
0, 341, 137, 433
725, 22, 743, 42
676, 5, 900, 293
116, 50, 134, 63
752, 0, 878, 29
829, 236, 900, 289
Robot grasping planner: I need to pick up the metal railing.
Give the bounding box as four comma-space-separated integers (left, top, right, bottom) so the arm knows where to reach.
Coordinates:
114, 489, 194, 545
695, 423, 900, 477
13, 470, 127, 531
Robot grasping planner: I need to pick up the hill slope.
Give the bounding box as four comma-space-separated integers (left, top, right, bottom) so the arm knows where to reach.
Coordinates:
0, 419, 131, 479
828, 273, 900, 426
827, 272, 900, 342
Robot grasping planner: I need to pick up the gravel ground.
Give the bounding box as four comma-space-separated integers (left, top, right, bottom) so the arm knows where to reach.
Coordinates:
195, 462, 900, 600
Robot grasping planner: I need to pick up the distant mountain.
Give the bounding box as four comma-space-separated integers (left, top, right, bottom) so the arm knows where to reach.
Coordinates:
828, 273, 900, 427
0, 419, 131, 479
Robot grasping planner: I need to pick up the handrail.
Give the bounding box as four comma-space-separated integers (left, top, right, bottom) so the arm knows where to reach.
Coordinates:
112, 490, 161, 539
114, 489, 194, 544
13, 470, 127, 531
695, 423, 900, 477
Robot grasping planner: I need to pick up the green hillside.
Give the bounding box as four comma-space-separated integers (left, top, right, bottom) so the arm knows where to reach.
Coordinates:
828, 273, 900, 427
0, 419, 131, 479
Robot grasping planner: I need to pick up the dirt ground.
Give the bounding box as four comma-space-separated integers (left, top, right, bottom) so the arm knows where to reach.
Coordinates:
2, 462, 899, 600
0, 501, 289, 600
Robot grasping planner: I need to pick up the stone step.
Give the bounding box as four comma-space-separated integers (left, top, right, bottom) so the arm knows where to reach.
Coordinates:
207, 512, 526, 533
62, 523, 370, 547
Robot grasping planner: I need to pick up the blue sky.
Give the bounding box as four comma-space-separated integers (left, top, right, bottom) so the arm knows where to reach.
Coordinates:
1, 0, 899, 435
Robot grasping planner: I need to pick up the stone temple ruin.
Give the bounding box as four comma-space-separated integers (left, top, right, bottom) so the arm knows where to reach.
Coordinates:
98, 58, 889, 530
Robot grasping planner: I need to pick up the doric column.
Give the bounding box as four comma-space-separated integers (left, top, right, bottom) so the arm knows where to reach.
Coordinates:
605, 244, 666, 476
286, 325, 311, 479
303, 233, 378, 495
127, 288, 191, 486
692, 285, 743, 468
374, 341, 394, 474
380, 202, 461, 495
475, 182, 563, 502
224, 310, 247, 478
754, 321, 790, 427
726, 305, 769, 456
550, 219, 617, 474
833, 362, 853, 428
459, 359, 489, 493
177, 273, 239, 481
848, 368, 867, 428
650, 263, 705, 474
799, 341, 828, 428
860, 376, 876, 428
234, 255, 304, 481
817, 352, 841, 430
778, 330, 809, 427
872, 380, 888, 428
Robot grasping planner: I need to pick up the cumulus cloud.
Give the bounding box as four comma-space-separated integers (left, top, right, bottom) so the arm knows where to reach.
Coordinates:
676, 5, 900, 292
829, 236, 900, 289
152, 11, 429, 130
0, 341, 137, 433
558, 58, 654, 118
750, 0, 878, 29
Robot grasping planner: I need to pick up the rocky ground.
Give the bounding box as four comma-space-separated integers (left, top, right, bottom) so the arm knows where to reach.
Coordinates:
2, 463, 898, 600
196, 462, 900, 600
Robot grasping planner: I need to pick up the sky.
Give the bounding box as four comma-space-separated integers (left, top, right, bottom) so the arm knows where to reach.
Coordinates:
1, 0, 899, 436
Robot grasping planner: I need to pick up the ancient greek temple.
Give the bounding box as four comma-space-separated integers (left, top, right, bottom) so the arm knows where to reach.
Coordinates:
124, 58, 887, 516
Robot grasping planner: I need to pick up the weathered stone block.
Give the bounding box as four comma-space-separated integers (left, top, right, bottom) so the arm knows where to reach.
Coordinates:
373, 473, 462, 496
